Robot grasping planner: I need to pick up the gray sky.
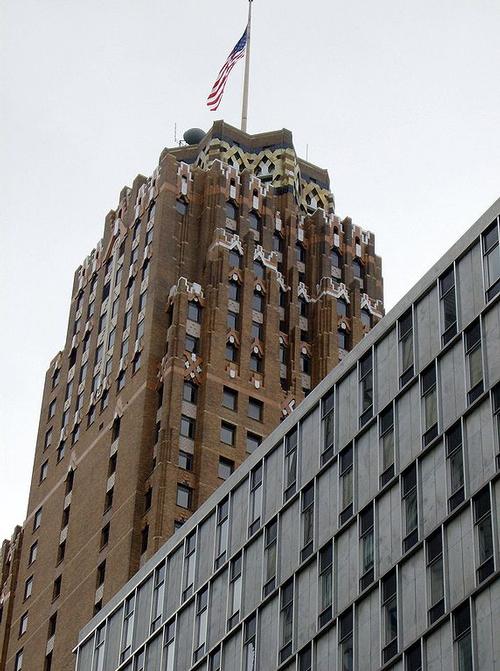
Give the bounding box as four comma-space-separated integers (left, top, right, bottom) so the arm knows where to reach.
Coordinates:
1, 0, 500, 540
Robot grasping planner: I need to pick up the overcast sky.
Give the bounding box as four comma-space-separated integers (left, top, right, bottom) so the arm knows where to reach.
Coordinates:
1, 0, 500, 540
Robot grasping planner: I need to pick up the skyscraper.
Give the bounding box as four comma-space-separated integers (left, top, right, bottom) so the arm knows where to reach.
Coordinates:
0, 121, 383, 671
73, 197, 500, 671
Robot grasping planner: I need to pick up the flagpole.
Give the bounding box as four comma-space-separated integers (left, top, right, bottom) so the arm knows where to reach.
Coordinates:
240, 0, 253, 133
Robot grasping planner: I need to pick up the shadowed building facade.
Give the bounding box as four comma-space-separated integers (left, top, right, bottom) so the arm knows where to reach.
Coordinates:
73, 199, 500, 671
0, 121, 383, 671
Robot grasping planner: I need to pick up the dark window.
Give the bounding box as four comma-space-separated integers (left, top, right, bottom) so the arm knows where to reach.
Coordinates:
178, 450, 193, 471
218, 457, 234, 480
176, 484, 192, 509
399, 309, 414, 386
227, 311, 239, 330
176, 199, 187, 215
229, 250, 241, 268
228, 281, 240, 302
402, 464, 418, 552
248, 397, 263, 421
183, 380, 198, 404
222, 387, 237, 411
359, 351, 373, 426
185, 335, 199, 354
337, 299, 348, 317
246, 432, 262, 454
220, 421, 236, 446
482, 219, 500, 300
440, 265, 457, 344
253, 261, 264, 278
250, 352, 262, 372
187, 302, 201, 323
252, 291, 264, 312
180, 415, 195, 439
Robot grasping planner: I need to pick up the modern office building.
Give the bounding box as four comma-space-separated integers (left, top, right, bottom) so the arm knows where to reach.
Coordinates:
0, 121, 383, 671
73, 199, 500, 671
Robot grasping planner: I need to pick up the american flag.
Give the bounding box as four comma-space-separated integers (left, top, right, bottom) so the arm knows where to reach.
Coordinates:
207, 26, 249, 111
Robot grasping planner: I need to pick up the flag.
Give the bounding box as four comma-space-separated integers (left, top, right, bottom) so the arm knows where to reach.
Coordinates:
207, 26, 249, 112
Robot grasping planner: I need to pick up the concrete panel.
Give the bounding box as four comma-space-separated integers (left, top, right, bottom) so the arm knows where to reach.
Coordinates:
207, 569, 228, 648
263, 445, 283, 524
197, 513, 216, 588
377, 485, 401, 576
400, 548, 426, 647
258, 598, 279, 671
175, 602, 195, 671
356, 588, 380, 667
145, 630, 161, 669
279, 499, 300, 582
415, 285, 440, 372
420, 443, 447, 536
222, 630, 242, 671
446, 509, 475, 609
439, 342, 466, 429
230, 480, 248, 556
242, 535, 263, 618
465, 400, 496, 496
375, 326, 398, 413
134, 575, 152, 648
296, 563, 318, 649
425, 620, 452, 671
300, 405, 320, 486
317, 462, 338, 547
356, 424, 378, 510
456, 242, 484, 327
335, 523, 357, 613
337, 369, 358, 449
396, 381, 421, 471
315, 623, 337, 671
165, 546, 183, 618
474, 584, 499, 671
483, 305, 500, 384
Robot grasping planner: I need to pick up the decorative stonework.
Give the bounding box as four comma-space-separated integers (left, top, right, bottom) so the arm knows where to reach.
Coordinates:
361, 293, 384, 319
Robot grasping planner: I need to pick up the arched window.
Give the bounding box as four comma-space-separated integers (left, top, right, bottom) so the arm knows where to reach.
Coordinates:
352, 259, 363, 279
248, 211, 260, 232
253, 291, 264, 312
250, 352, 262, 373
225, 342, 238, 362
225, 202, 238, 220
331, 249, 341, 268
300, 354, 311, 374
228, 280, 240, 302
176, 199, 188, 215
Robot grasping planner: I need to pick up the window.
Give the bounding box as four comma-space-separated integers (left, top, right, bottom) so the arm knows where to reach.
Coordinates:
139, 290, 147, 312
57, 541, 66, 564
279, 343, 286, 365
299, 297, 308, 318
301, 483, 315, 561
24, 577, 33, 600
227, 554, 242, 629
144, 487, 152, 512
117, 370, 125, 392
359, 351, 373, 426
338, 608, 353, 671
226, 201, 238, 220
57, 441, 66, 463
119, 595, 135, 662
248, 211, 260, 232
465, 320, 483, 403
331, 249, 341, 268
15, 650, 23, 671
318, 542, 333, 627
251, 321, 263, 341
218, 457, 234, 480
178, 450, 193, 471
225, 342, 237, 362
405, 642, 422, 671
33, 507, 42, 531
382, 570, 398, 663
299, 644, 312, 671
361, 309, 371, 329
253, 261, 264, 278
132, 219, 141, 240
140, 525, 149, 554
321, 389, 335, 464
494, 384, 500, 468
337, 299, 347, 317
300, 353, 311, 375
48, 611, 57, 638
64, 380, 73, 402
482, 218, 500, 300
421, 363, 438, 445
227, 310, 239, 331
279, 289, 286, 308
228, 250, 241, 268
295, 242, 306, 263
284, 428, 298, 501
252, 291, 264, 312
187, 301, 201, 323
279, 580, 294, 663
177, 484, 192, 510
380, 404, 395, 485
124, 309, 132, 331
243, 614, 257, 671
87, 300, 95, 320
228, 280, 241, 303
39, 460, 48, 483
473, 487, 494, 582
220, 421, 235, 446
112, 416, 121, 441
193, 587, 208, 662
98, 313, 106, 335
453, 602, 473, 671
215, 498, 229, 569
402, 463, 418, 552
87, 404, 96, 427
209, 646, 221, 671
52, 575, 62, 600
248, 397, 263, 421
96, 561, 106, 588
185, 335, 199, 354
183, 380, 198, 404
440, 265, 457, 344
28, 542, 38, 565
52, 368, 60, 389
399, 309, 414, 386
180, 415, 195, 439
104, 487, 114, 512
446, 422, 465, 511
183, 532, 196, 600
222, 386, 237, 411
48, 399, 56, 421
19, 612, 28, 637
163, 621, 175, 671
136, 319, 145, 341
176, 199, 187, 215
426, 529, 445, 623
246, 431, 262, 454
359, 504, 375, 590
100, 523, 110, 549
273, 233, 283, 253
263, 518, 278, 596
248, 464, 263, 536
150, 562, 165, 632
339, 444, 353, 525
